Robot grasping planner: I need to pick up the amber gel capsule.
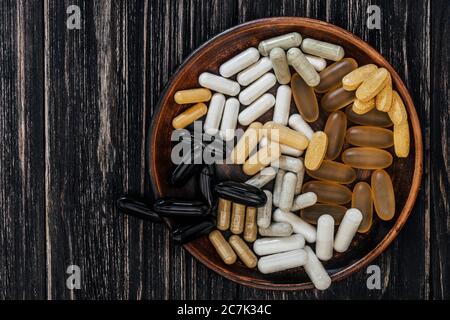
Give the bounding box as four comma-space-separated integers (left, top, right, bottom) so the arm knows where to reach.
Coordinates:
209, 230, 237, 265
301, 204, 347, 225
321, 86, 355, 112
324, 111, 347, 160
302, 181, 352, 205
342, 147, 393, 169
304, 131, 328, 171
393, 121, 410, 158
346, 126, 393, 148
345, 105, 393, 128
172, 103, 208, 129
371, 169, 395, 221
315, 58, 358, 93
352, 182, 373, 233
291, 73, 319, 122
306, 160, 356, 184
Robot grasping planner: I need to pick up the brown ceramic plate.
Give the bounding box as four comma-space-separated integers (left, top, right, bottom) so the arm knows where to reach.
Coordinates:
148, 17, 423, 290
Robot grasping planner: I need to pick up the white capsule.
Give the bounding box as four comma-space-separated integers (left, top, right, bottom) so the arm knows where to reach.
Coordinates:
245, 167, 277, 188
219, 47, 260, 78
291, 192, 317, 211
295, 158, 305, 195
254, 234, 305, 256
304, 246, 332, 290
272, 168, 285, 207
273, 85, 292, 125
259, 222, 293, 237
301, 38, 345, 62
219, 98, 240, 141
273, 209, 317, 243
288, 114, 314, 140
334, 208, 363, 253
238, 93, 275, 126
258, 32, 303, 56
305, 54, 327, 71
257, 249, 307, 274
203, 93, 226, 135
272, 155, 303, 173
278, 172, 297, 212
287, 48, 320, 87
198, 72, 240, 96
270, 47, 291, 84
316, 214, 335, 261
260, 137, 303, 157
257, 190, 273, 228
237, 57, 273, 86
239, 73, 276, 106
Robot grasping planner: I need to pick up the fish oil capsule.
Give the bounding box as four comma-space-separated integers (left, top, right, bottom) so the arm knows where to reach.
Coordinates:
352, 98, 375, 115
288, 114, 314, 140
315, 58, 358, 93
342, 147, 393, 169
229, 235, 258, 268
237, 57, 273, 86
291, 73, 319, 122
239, 73, 276, 106
217, 198, 232, 231
324, 111, 347, 160
304, 131, 328, 171
238, 93, 275, 126
174, 88, 212, 104
230, 122, 262, 164
301, 38, 345, 61
270, 47, 291, 84
243, 141, 281, 176
209, 230, 237, 265
301, 204, 347, 224
294, 158, 305, 195
244, 207, 258, 242
260, 137, 303, 157
305, 54, 327, 72
199, 72, 240, 96
334, 208, 363, 253
245, 166, 277, 188
306, 160, 356, 184
393, 122, 410, 157
273, 209, 317, 243
258, 249, 307, 274
388, 91, 408, 125
375, 81, 393, 112
342, 64, 378, 91
258, 32, 302, 56
272, 155, 303, 173
316, 215, 335, 261
273, 169, 285, 207
302, 181, 352, 205
321, 86, 356, 112
371, 169, 395, 221
303, 246, 331, 290
345, 105, 393, 127
263, 122, 309, 151
220, 98, 240, 141
230, 203, 246, 234
254, 234, 305, 256
356, 68, 389, 102
291, 192, 317, 211
219, 47, 260, 78
346, 126, 393, 148
273, 85, 292, 125
259, 222, 293, 237
257, 190, 272, 228
279, 172, 297, 212
172, 103, 208, 129
352, 182, 373, 233
287, 48, 320, 87
204, 93, 226, 135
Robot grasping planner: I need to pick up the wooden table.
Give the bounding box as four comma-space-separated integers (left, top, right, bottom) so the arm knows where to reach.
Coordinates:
0, 0, 448, 300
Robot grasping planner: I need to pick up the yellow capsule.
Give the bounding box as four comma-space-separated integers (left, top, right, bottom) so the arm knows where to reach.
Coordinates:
352, 182, 373, 233
263, 122, 309, 151
352, 98, 375, 114
321, 86, 356, 112
244, 207, 257, 242
342, 147, 393, 169
324, 111, 347, 160
342, 64, 378, 91
302, 180, 352, 205
217, 198, 231, 231
306, 160, 356, 184
301, 204, 347, 224
375, 82, 393, 112
393, 121, 410, 158
230, 203, 246, 234
371, 169, 395, 221
291, 73, 319, 122
172, 103, 208, 129
174, 88, 212, 104
242, 141, 281, 176
209, 230, 237, 265
304, 131, 328, 171
346, 126, 393, 148
229, 235, 258, 268
229, 122, 262, 164
388, 91, 408, 125
356, 68, 389, 102
315, 58, 358, 93
345, 105, 393, 127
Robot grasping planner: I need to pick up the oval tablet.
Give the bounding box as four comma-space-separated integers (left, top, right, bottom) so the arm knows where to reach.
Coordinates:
342, 147, 393, 169
352, 182, 373, 233
375, 82, 393, 112
291, 74, 319, 122
371, 169, 395, 221
356, 68, 389, 102
345, 105, 393, 127
388, 91, 408, 125
219, 47, 260, 78
174, 88, 212, 104
352, 98, 375, 115
306, 160, 356, 184
302, 180, 352, 205
301, 204, 347, 225
342, 64, 378, 91
324, 111, 347, 160
346, 126, 393, 148
393, 121, 410, 158
304, 131, 328, 171
321, 86, 356, 112
172, 103, 208, 129
209, 230, 237, 265
315, 58, 358, 93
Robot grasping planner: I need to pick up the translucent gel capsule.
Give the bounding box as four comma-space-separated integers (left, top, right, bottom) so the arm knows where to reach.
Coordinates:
356, 68, 389, 102
239, 73, 276, 106
342, 64, 378, 91
388, 91, 408, 125
217, 198, 232, 231
244, 207, 258, 243
352, 182, 373, 233
243, 141, 281, 176
352, 98, 375, 115
371, 169, 395, 221
315, 58, 358, 93
174, 88, 212, 104
324, 111, 347, 160
302, 181, 352, 205
230, 122, 262, 164
237, 57, 273, 86
321, 86, 356, 112
219, 47, 260, 78
199, 72, 240, 96
393, 121, 410, 158
346, 126, 393, 148
172, 103, 208, 129
259, 222, 293, 237
306, 160, 356, 184
229, 235, 258, 268
342, 147, 393, 169
257, 190, 272, 228
301, 38, 345, 61
258, 32, 302, 56
304, 131, 328, 171
287, 48, 320, 87
333, 208, 363, 253
209, 230, 237, 265
301, 204, 347, 225
305, 54, 327, 72
270, 47, 291, 84
345, 105, 393, 127
263, 122, 309, 151
291, 74, 319, 122
375, 81, 393, 112
238, 93, 275, 126
230, 203, 246, 234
